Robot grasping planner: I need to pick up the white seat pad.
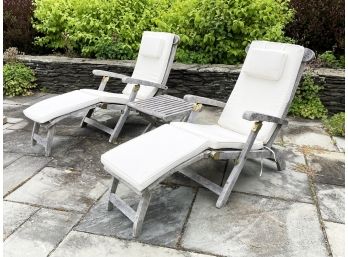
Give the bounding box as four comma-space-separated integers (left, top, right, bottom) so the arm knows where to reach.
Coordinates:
101, 124, 208, 192
80, 89, 131, 104
23, 90, 100, 123
171, 122, 263, 150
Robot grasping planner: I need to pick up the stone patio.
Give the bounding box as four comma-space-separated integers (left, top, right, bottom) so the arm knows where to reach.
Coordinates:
3, 93, 345, 257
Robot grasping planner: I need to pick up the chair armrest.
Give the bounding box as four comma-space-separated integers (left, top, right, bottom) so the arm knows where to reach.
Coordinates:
184, 94, 226, 108
122, 77, 168, 90
243, 111, 288, 125
92, 70, 128, 80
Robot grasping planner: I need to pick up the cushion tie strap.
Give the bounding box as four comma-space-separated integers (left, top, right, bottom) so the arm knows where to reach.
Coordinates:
259, 146, 277, 176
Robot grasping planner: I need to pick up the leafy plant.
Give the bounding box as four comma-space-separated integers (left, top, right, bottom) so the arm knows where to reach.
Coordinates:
4, 50, 37, 96
318, 51, 345, 68
323, 112, 345, 137
289, 74, 328, 119
33, 0, 169, 59
155, 0, 294, 64
33, 0, 293, 64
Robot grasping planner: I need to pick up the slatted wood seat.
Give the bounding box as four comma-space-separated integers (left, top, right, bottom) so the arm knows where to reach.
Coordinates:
127, 94, 194, 124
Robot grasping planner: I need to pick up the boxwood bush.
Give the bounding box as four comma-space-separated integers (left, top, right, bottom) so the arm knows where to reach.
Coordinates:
33, 0, 293, 64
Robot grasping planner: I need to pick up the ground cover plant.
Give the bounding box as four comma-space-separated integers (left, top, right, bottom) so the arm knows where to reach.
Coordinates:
3, 47, 37, 96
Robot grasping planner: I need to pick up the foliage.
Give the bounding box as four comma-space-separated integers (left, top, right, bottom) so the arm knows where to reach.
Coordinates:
289, 74, 327, 119
4, 0, 35, 52
4, 48, 37, 96
33, 0, 169, 59
323, 113, 345, 137
155, 0, 294, 64
318, 51, 345, 69
285, 0, 344, 54
33, 0, 293, 64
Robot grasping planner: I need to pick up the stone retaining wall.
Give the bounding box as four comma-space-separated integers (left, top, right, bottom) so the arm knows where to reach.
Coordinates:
19, 55, 344, 114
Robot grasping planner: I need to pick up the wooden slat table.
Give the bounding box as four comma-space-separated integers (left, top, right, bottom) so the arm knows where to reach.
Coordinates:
127, 95, 195, 129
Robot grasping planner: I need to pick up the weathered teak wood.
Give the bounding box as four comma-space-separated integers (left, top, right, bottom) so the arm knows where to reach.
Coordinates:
85, 35, 181, 143
126, 94, 195, 132
30, 34, 180, 155
133, 191, 151, 237
105, 46, 315, 237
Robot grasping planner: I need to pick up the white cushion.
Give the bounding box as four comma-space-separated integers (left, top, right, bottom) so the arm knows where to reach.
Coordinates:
171, 122, 263, 150
122, 31, 175, 100
101, 124, 208, 192
138, 36, 164, 58
23, 90, 99, 123
80, 89, 131, 104
23, 89, 140, 123
218, 41, 304, 143
243, 48, 287, 81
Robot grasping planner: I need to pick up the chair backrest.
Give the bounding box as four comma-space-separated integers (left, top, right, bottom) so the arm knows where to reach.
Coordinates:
218, 41, 313, 144
122, 31, 180, 100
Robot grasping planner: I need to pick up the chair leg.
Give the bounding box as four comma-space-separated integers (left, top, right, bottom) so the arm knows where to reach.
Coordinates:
109, 106, 131, 143
216, 121, 263, 208
45, 125, 56, 157
133, 191, 151, 237
31, 122, 40, 146
108, 178, 119, 211
216, 157, 247, 209
80, 108, 95, 128
142, 123, 153, 134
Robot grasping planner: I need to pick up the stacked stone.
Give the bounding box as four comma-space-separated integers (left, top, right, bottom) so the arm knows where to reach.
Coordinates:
18, 55, 345, 114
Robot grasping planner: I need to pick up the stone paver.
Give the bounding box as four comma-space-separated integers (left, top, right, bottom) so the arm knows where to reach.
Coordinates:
4, 208, 81, 257
2, 94, 345, 257
50, 231, 210, 257
4, 93, 54, 106
165, 159, 225, 187
3, 152, 23, 168
232, 159, 313, 203
3, 201, 39, 239
6, 167, 109, 212
4, 155, 52, 196
308, 151, 345, 186
274, 145, 307, 169
316, 183, 345, 223
3, 104, 27, 119
49, 137, 116, 175
6, 119, 32, 130
282, 124, 336, 151
3, 130, 81, 156
76, 185, 195, 247
181, 189, 328, 257
333, 136, 345, 152
324, 221, 345, 257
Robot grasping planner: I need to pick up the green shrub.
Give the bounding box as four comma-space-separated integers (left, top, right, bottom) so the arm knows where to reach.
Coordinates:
323, 112, 345, 137
155, 0, 294, 64
318, 51, 345, 68
4, 62, 36, 96
33, 0, 293, 64
33, 0, 169, 59
289, 74, 327, 119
